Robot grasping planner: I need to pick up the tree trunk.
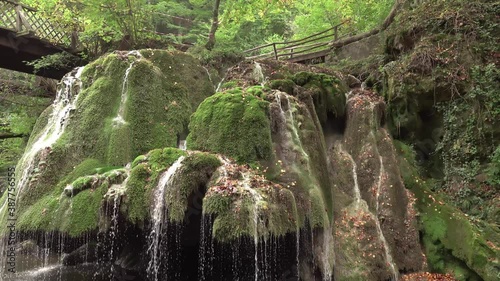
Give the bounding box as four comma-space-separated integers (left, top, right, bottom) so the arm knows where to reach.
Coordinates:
205, 0, 221, 50
0, 132, 26, 139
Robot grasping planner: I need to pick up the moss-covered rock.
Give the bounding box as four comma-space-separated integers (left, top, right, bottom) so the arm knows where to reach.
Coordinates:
187, 86, 273, 163
165, 152, 221, 222
395, 141, 499, 281
1, 50, 215, 236
202, 158, 320, 242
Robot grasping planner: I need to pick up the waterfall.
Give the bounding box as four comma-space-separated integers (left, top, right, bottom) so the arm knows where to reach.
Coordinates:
338, 144, 361, 207
241, 172, 263, 281
109, 194, 120, 262
374, 156, 398, 280
113, 51, 142, 126
321, 228, 333, 281
147, 156, 185, 281
215, 77, 225, 92
178, 140, 187, 150
198, 215, 214, 281
3, 67, 85, 211
253, 62, 266, 86
0, 65, 84, 273
274, 93, 310, 168
202, 66, 215, 90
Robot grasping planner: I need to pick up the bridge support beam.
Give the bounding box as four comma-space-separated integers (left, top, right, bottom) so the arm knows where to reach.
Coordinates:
0, 29, 80, 79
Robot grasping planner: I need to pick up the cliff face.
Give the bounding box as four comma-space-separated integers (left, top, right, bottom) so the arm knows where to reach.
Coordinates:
335, 0, 499, 280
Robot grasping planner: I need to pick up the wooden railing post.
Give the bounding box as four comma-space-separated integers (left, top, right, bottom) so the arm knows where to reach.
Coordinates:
14, 4, 32, 35
290, 48, 293, 58
15, 4, 22, 32
334, 26, 338, 41
273, 43, 278, 60
71, 30, 79, 50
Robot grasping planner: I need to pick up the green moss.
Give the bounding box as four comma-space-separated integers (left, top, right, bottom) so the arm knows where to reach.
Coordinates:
395, 141, 500, 280
132, 155, 147, 168
16, 192, 63, 233
209, 195, 256, 241
309, 188, 329, 228
292, 71, 346, 126
268, 79, 295, 95
203, 190, 232, 216
165, 152, 221, 222
187, 88, 273, 163
147, 147, 187, 173
122, 163, 151, 224
203, 164, 304, 242
70, 176, 95, 194
64, 182, 107, 237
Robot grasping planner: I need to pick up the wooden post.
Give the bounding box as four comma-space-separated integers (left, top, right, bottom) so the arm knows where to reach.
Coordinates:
290, 48, 293, 59
334, 26, 338, 41
71, 30, 79, 51
273, 43, 277, 60
15, 5, 22, 32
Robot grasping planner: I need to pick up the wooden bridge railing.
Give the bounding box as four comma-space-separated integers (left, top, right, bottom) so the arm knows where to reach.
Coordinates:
0, 0, 78, 50
244, 20, 350, 61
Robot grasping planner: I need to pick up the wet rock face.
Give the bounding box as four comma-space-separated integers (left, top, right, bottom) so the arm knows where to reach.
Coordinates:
329, 89, 423, 280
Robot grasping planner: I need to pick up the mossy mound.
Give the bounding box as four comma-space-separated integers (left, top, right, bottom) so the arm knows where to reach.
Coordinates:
187, 86, 273, 163
16, 168, 114, 237
395, 141, 499, 281
291, 71, 346, 126
3, 50, 214, 219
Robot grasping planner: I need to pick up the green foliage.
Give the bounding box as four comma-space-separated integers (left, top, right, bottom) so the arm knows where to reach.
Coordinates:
486, 146, 500, 186
395, 141, 500, 280
21, 0, 396, 57
26, 52, 79, 74
292, 0, 394, 39
436, 63, 499, 183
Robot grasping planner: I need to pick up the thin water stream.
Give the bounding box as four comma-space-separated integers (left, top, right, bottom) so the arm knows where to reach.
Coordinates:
147, 156, 185, 281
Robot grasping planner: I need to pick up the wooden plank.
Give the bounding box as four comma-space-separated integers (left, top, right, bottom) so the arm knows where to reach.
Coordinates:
287, 49, 331, 63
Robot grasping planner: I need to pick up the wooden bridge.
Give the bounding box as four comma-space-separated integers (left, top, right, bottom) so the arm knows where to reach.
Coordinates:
0, 0, 80, 79
244, 20, 351, 64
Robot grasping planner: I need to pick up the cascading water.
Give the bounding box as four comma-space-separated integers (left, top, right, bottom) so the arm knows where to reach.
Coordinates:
253, 62, 266, 86
113, 51, 142, 126
0, 66, 85, 211
321, 228, 333, 281
0, 67, 84, 278
147, 156, 185, 281
178, 140, 187, 150
338, 139, 399, 280
375, 156, 398, 280
274, 93, 310, 168
340, 144, 362, 207
198, 215, 214, 281
241, 172, 263, 281
202, 66, 215, 90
